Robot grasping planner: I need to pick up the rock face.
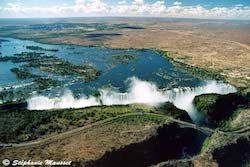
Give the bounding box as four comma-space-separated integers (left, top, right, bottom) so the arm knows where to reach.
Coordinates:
0, 101, 27, 110
85, 123, 201, 167
193, 93, 248, 124
156, 102, 191, 121
211, 136, 250, 167
156, 159, 194, 167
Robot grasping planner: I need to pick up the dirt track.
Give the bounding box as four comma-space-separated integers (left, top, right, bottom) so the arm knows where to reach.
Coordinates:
0, 113, 215, 148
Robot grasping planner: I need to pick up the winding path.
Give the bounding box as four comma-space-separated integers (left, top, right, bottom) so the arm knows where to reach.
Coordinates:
0, 112, 247, 149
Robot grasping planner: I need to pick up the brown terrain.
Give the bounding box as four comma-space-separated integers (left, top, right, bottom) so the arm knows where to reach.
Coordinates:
0, 114, 168, 164
48, 19, 250, 87
0, 18, 249, 166
0, 18, 249, 86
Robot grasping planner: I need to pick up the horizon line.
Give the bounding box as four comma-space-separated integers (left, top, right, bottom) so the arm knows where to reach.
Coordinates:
0, 16, 249, 21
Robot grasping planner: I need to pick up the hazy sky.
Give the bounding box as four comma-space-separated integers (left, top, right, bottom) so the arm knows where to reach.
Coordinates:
0, 0, 249, 19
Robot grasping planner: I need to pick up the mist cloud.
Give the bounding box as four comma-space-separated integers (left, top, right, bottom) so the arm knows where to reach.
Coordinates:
28, 90, 99, 110
27, 77, 237, 114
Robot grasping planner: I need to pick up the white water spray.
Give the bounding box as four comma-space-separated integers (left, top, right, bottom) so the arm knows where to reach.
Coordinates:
27, 77, 237, 122
162, 82, 237, 123
28, 89, 99, 110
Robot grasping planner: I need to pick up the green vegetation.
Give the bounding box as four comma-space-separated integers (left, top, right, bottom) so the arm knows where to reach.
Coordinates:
0, 113, 172, 164
0, 89, 16, 103
10, 66, 62, 90
0, 86, 44, 104
114, 113, 166, 125
155, 102, 191, 121
10, 67, 38, 79
211, 136, 250, 167
2, 58, 65, 100
25, 59, 101, 82
0, 105, 135, 143
219, 108, 250, 132
155, 49, 222, 80
0, 52, 52, 63
240, 87, 250, 101
89, 119, 201, 167
0, 102, 188, 143
155, 68, 172, 80
201, 135, 212, 153
193, 92, 248, 125
137, 48, 147, 52
201, 127, 250, 167
0, 23, 144, 45
33, 77, 62, 91
0, 64, 63, 102
198, 90, 250, 165
26, 45, 58, 52
193, 93, 220, 115
0, 51, 101, 82
111, 54, 139, 64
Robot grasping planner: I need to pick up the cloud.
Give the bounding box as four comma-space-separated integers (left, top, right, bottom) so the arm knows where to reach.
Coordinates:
74, 0, 109, 14
118, 0, 126, 5
132, 0, 144, 5
0, 0, 249, 19
235, 4, 243, 7
4, 3, 25, 14
173, 1, 182, 6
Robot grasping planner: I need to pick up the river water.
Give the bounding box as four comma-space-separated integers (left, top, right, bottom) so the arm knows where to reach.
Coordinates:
0, 37, 237, 122
0, 37, 238, 163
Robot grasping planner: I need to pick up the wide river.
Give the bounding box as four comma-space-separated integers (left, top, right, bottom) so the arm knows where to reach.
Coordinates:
0, 37, 238, 160
0, 37, 236, 124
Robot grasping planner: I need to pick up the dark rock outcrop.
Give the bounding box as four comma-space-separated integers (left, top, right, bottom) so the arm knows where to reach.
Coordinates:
155, 159, 194, 167
85, 123, 205, 167
0, 101, 27, 110
193, 92, 248, 124
156, 102, 191, 121
211, 136, 250, 167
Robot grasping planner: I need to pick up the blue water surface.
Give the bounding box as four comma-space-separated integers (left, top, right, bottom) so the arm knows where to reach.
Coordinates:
0, 37, 202, 96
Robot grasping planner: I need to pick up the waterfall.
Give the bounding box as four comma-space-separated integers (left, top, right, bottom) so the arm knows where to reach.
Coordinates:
161, 82, 237, 123
27, 77, 237, 123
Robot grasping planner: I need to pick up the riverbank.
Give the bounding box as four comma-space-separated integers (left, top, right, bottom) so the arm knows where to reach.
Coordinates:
1, 18, 249, 88
0, 18, 249, 166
